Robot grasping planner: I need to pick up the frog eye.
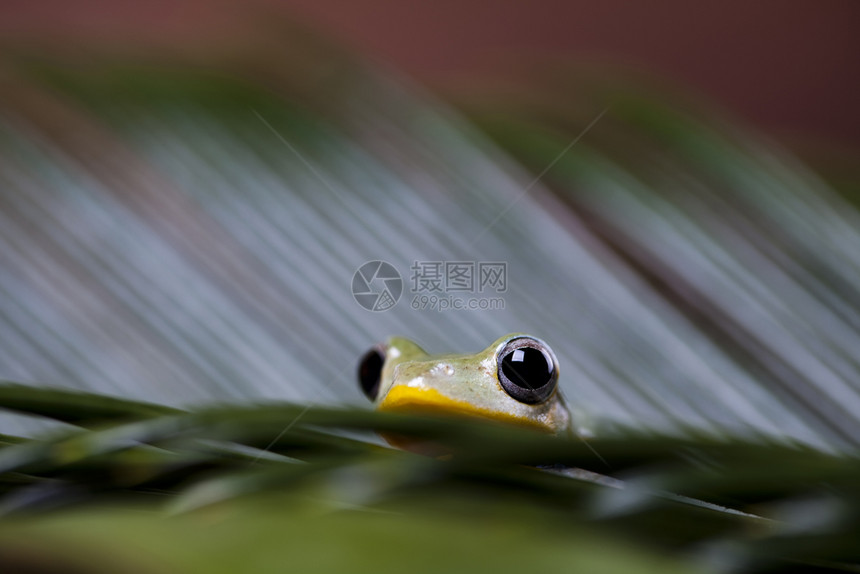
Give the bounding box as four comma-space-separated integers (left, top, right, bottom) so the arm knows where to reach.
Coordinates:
497, 337, 558, 404
358, 346, 385, 401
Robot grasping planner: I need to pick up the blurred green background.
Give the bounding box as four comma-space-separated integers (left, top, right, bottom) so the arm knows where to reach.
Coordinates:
0, 2, 858, 573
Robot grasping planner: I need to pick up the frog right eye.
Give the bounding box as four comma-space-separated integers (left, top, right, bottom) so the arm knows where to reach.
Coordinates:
497, 336, 559, 404
358, 346, 385, 401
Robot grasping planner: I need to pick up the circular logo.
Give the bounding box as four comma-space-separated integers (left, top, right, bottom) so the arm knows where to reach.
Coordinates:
352, 260, 403, 312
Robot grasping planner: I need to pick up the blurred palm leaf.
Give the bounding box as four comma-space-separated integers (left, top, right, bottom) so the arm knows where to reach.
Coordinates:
0, 384, 858, 573
2, 27, 859, 447
0, 14, 859, 574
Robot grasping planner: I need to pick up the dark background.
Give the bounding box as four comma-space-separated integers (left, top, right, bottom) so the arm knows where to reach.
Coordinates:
2, 0, 858, 148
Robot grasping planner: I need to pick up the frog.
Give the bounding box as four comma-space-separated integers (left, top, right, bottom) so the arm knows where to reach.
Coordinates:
357, 333, 577, 439
358, 334, 756, 518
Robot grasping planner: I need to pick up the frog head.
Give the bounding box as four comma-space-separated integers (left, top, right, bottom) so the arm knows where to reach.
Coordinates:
358, 333, 571, 436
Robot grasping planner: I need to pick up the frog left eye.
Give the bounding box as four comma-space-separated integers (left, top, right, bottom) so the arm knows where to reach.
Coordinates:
358, 346, 385, 401
497, 337, 558, 404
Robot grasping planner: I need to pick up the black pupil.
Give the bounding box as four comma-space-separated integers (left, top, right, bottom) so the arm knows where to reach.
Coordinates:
501, 347, 553, 390
358, 349, 384, 400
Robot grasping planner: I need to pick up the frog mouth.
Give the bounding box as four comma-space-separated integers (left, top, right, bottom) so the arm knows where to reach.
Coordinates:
378, 385, 551, 432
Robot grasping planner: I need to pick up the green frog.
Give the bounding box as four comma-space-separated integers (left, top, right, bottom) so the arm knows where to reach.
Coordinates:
358, 336, 762, 520
358, 333, 578, 437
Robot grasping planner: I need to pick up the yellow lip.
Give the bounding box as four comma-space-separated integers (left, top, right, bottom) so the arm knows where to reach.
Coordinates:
378, 385, 551, 432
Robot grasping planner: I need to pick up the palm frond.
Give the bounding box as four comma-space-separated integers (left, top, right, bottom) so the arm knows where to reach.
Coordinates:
1, 14, 859, 574
0, 384, 858, 573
